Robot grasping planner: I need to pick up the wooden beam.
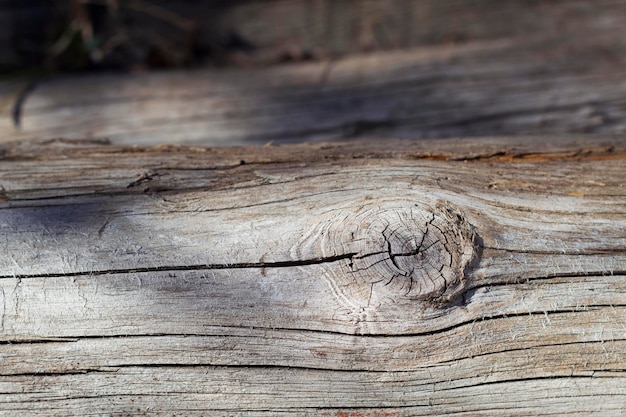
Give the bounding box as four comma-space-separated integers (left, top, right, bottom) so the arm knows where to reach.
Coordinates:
4, 31, 626, 146
1, 136, 625, 415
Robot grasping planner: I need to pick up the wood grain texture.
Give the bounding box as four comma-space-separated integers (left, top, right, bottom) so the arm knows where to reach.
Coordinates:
0, 136, 625, 415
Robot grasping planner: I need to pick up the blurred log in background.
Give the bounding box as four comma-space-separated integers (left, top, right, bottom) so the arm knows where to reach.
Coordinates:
1, 1, 626, 145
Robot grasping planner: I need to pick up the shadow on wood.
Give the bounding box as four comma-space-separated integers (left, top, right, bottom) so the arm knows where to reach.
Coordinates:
0, 136, 625, 415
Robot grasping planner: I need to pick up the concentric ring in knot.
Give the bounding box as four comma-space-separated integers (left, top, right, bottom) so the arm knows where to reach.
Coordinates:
321, 200, 477, 310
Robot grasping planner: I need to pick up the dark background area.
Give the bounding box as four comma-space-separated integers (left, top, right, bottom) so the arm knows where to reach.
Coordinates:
5, 0, 621, 72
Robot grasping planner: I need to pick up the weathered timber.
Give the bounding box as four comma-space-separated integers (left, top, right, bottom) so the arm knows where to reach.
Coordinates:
3, 0, 626, 145
0, 136, 625, 416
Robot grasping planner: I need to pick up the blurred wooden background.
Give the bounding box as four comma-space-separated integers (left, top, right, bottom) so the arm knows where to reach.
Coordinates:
0, 0, 625, 146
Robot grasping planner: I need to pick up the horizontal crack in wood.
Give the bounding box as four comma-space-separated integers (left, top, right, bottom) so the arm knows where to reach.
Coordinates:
0, 254, 357, 280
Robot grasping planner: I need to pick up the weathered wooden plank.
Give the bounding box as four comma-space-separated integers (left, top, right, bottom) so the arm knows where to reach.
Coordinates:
2, 371, 625, 416
0, 137, 625, 415
12, 46, 626, 144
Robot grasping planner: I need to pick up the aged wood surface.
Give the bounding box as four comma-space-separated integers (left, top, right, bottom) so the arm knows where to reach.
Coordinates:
2, 0, 626, 146
0, 136, 625, 416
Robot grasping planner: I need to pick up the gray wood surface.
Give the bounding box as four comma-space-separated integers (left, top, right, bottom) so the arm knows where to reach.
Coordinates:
1, 136, 625, 415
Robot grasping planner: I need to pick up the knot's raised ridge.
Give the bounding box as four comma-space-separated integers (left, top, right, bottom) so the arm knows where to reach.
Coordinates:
318, 200, 478, 311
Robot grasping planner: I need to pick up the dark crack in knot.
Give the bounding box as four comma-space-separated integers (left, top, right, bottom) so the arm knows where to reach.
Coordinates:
318, 200, 479, 311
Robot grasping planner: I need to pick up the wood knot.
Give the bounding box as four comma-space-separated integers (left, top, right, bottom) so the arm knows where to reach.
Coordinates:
317, 200, 478, 311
